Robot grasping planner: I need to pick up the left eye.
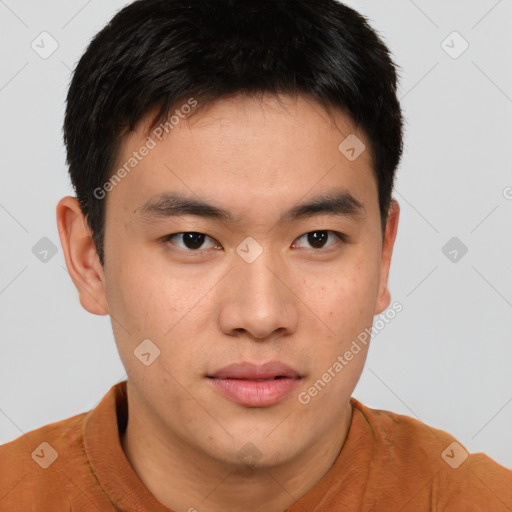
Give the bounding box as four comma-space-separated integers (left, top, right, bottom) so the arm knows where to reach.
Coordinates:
293, 230, 346, 250
164, 232, 219, 251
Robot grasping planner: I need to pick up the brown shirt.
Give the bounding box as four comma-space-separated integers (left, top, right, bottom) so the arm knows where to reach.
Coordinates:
1, 381, 511, 511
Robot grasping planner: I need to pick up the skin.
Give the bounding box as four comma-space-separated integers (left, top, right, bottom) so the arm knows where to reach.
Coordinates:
57, 93, 399, 512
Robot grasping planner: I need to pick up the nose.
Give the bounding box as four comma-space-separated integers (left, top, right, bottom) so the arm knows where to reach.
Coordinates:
218, 245, 299, 341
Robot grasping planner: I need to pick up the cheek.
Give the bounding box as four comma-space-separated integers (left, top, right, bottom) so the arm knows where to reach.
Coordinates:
104, 250, 219, 373
105, 266, 170, 334
296, 259, 378, 419
105, 242, 203, 333
302, 253, 381, 340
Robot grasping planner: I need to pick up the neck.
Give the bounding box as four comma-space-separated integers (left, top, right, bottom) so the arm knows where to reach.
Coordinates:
121, 391, 352, 512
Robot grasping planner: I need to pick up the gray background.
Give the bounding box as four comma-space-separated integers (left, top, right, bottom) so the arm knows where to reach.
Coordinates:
1, 0, 511, 468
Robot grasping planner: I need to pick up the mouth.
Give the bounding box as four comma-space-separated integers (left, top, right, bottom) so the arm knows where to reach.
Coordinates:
207, 361, 302, 407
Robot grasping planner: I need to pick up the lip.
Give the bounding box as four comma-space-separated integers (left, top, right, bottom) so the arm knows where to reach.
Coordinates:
208, 361, 302, 407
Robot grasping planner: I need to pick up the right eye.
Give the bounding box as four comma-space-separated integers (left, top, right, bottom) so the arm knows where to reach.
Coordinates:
162, 232, 221, 252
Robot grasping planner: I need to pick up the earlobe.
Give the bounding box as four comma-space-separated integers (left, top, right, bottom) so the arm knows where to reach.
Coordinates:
374, 199, 400, 315
56, 196, 109, 316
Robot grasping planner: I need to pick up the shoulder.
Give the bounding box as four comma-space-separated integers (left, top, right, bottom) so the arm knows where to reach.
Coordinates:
0, 412, 88, 510
351, 399, 512, 510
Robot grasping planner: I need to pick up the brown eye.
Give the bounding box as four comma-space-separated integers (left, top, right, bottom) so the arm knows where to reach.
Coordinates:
293, 230, 346, 250
164, 232, 218, 251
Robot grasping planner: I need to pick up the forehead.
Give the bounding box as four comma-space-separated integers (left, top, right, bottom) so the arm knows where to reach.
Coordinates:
106, 94, 378, 224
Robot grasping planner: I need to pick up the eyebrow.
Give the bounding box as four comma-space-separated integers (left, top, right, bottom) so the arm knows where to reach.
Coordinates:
135, 189, 366, 224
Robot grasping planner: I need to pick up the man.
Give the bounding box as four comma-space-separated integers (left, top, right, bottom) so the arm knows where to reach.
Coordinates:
1, 0, 510, 510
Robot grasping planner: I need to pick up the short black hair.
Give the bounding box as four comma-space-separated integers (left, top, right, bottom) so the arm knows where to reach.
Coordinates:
64, 0, 404, 266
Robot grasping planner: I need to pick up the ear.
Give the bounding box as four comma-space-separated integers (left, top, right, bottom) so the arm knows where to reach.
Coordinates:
56, 196, 109, 316
374, 199, 400, 315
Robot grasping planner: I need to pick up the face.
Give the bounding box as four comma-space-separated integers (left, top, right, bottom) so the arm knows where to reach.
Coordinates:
59, 93, 399, 470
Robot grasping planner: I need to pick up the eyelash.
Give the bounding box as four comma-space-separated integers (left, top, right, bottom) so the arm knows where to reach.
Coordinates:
162, 230, 348, 253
